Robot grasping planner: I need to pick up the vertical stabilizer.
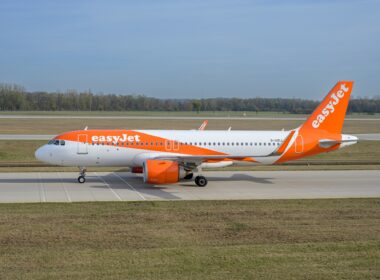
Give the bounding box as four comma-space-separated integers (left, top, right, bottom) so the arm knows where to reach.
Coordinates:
301, 81, 354, 134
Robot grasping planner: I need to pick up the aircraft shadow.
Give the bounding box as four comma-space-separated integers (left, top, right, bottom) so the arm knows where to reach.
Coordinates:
90, 173, 182, 200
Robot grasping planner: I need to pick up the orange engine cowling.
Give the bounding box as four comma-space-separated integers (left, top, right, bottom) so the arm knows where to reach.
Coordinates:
143, 159, 179, 184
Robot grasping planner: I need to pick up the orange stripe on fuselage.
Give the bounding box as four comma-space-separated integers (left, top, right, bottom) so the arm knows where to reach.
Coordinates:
55, 130, 227, 156
276, 130, 295, 155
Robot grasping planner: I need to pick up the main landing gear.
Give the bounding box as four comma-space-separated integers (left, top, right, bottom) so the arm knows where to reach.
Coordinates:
184, 173, 194, 180
78, 167, 86, 183
195, 175, 207, 187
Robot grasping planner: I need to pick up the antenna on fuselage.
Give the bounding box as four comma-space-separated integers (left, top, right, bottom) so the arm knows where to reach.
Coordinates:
84, 126, 88, 130
228, 127, 232, 131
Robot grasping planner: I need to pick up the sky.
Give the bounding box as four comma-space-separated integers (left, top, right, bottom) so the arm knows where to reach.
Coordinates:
0, 0, 379, 99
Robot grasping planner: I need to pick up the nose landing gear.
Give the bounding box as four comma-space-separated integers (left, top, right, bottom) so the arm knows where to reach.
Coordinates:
78, 167, 87, 183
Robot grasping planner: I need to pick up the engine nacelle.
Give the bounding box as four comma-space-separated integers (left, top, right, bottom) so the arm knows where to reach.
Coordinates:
143, 159, 180, 184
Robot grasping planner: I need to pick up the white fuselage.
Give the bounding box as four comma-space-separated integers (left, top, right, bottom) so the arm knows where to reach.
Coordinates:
35, 130, 290, 168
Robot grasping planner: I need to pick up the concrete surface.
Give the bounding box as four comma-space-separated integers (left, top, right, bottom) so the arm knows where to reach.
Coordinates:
0, 170, 378, 203
355, 133, 380, 140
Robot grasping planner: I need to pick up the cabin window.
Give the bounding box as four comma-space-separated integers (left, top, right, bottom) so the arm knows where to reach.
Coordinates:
60, 140, 65, 146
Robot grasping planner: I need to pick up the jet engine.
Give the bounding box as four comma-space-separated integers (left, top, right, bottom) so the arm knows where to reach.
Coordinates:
143, 159, 183, 184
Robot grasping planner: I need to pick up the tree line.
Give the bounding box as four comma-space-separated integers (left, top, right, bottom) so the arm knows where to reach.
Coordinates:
0, 83, 379, 114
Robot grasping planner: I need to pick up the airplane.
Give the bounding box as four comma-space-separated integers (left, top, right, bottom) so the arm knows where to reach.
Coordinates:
35, 81, 358, 187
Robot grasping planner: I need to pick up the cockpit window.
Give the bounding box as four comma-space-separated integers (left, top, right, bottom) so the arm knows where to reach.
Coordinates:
47, 139, 65, 146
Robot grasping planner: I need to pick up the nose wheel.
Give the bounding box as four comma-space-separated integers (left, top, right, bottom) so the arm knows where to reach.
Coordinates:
78, 176, 86, 183
78, 167, 87, 183
195, 175, 207, 187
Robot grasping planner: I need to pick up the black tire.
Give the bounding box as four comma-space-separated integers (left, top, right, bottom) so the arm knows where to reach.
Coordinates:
195, 176, 207, 187
78, 176, 86, 183
184, 173, 193, 180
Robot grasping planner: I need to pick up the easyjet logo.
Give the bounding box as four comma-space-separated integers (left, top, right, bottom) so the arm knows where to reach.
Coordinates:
312, 83, 349, 129
91, 134, 140, 143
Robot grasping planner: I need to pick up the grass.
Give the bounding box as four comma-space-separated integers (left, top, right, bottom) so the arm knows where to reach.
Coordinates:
0, 140, 378, 164
0, 118, 379, 134
1, 110, 380, 118
0, 199, 379, 279
0, 140, 45, 162
0, 116, 379, 171
0, 140, 379, 172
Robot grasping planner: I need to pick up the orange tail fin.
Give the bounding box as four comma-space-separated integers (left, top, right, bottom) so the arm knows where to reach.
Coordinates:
301, 81, 354, 134
276, 81, 354, 164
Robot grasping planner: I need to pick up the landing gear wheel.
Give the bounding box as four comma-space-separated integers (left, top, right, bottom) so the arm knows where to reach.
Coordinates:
195, 176, 207, 187
78, 167, 87, 184
78, 175, 86, 183
184, 173, 193, 180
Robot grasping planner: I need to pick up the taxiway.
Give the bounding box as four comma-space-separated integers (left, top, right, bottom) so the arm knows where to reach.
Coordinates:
0, 170, 378, 203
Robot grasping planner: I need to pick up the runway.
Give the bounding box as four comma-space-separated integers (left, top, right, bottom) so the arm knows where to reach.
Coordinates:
0, 170, 379, 203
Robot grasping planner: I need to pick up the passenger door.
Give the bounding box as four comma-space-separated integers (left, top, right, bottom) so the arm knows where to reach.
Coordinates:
77, 134, 88, 154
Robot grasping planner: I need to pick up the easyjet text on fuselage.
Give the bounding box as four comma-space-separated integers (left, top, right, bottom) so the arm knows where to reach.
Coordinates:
91, 134, 140, 143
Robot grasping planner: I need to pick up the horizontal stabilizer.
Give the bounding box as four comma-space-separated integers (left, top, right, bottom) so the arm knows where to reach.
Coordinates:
319, 137, 358, 148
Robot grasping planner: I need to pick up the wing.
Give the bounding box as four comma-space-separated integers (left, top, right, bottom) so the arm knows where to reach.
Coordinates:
150, 154, 268, 169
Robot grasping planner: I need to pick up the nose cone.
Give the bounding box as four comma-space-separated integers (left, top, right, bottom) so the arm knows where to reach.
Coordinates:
35, 145, 49, 163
